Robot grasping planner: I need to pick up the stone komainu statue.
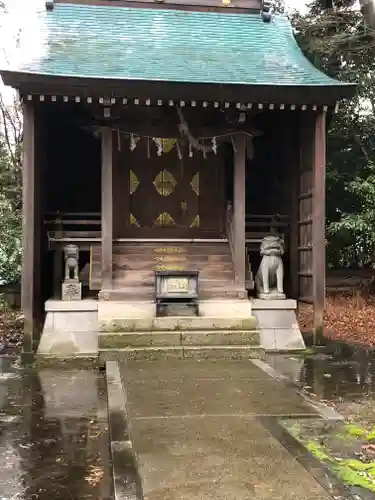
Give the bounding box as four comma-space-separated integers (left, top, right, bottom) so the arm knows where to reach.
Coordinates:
64, 244, 79, 282
255, 235, 285, 299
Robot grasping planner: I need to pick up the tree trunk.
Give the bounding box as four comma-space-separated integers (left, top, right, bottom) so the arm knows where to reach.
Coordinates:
359, 0, 375, 30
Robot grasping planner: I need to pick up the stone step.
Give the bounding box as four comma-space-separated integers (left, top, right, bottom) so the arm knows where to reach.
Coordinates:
99, 345, 265, 364
99, 330, 260, 348
100, 315, 257, 333
98, 287, 243, 301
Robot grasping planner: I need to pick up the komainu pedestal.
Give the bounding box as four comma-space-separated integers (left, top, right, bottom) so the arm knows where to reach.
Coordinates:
62, 281, 82, 301
62, 244, 82, 301
255, 235, 286, 300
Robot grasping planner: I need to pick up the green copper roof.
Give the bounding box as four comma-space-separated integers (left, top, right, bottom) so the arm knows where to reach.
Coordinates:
9, 2, 349, 88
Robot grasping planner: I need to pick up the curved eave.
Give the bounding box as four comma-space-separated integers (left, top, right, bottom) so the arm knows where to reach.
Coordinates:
1, 71, 356, 106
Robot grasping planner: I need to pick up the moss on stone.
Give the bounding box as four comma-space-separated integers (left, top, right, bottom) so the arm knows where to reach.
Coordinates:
35, 356, 98, 369
344, 423, 368, 438
293, 431, 375, 493
239, 316, 258, 330
334, 459, 375, 492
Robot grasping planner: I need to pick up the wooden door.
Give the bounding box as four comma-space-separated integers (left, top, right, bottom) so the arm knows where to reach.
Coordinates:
122, 140, 223, 237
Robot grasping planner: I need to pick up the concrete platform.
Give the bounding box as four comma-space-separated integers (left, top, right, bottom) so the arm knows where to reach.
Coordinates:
252, 299, 306, 351
111, 359, 332, 500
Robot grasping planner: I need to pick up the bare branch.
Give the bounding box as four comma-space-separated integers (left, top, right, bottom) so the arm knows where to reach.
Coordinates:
0, 92, 23, 167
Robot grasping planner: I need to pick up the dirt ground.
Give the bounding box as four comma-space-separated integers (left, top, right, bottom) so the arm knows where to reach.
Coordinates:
0, 305, 23, 354
298, 294, 375, 348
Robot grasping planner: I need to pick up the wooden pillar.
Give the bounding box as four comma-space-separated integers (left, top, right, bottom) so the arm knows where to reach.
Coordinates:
312, 111, 327, 337
21, 101, 40, 352
101, 128, 113, 290
112, 136, 129, 238
233, 134, 246, 291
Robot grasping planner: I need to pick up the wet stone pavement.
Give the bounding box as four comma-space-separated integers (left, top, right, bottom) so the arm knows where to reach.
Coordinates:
0, 342, 374, 499
119, 359, 328, 500
0, 357, 112, 500
266, 343, 375, 500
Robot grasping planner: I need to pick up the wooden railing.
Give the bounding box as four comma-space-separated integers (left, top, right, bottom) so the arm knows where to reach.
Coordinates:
44, 212, 101, 244
226, 208, 287, 289
245, 214, 288, 249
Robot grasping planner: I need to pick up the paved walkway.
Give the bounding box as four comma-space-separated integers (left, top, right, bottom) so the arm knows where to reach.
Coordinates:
120, 359, 333, 500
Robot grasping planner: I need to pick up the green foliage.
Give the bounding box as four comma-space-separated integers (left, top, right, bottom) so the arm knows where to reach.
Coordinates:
0, 134, 22, 285
294, 1, 375, 268
0, 3, 22, 285
295, 433, 375, 492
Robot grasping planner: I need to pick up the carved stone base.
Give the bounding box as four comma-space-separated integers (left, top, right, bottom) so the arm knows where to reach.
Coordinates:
62, 280, 82, 301
257, 291, 286, 300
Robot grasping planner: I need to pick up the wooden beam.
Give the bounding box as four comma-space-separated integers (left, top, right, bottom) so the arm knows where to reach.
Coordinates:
101, 128, 113, 290
312, 111, 327, 340
233, 134, 246, 293
21, 101, 37, 352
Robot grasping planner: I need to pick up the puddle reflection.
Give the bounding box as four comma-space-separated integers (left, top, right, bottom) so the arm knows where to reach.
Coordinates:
266, 342, 375, 403
267, 342, 375, 499
0, 359, 112, 500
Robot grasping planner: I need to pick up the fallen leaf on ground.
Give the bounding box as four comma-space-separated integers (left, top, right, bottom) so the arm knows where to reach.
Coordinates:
298, 294, 375, 348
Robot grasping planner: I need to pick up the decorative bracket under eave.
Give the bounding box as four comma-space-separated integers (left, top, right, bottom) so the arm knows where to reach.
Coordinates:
261, 0, 272, 22
45, 0, 54, 11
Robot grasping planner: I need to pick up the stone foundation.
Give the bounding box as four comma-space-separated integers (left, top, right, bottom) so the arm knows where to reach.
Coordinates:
252, 299, 305, 351
37, 299, 99, 359
37, 296, 304, 359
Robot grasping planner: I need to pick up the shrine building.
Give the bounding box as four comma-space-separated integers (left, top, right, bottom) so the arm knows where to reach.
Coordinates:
0, 0, 355, 359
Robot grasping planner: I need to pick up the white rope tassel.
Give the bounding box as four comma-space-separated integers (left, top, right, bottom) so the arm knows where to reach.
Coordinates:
155, 138, 163, 156
130, 134, 137, 152
176, 140, 182, 160
231, 135, 237, 153
189, 142, 193, 157
212, 136, 217, 155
